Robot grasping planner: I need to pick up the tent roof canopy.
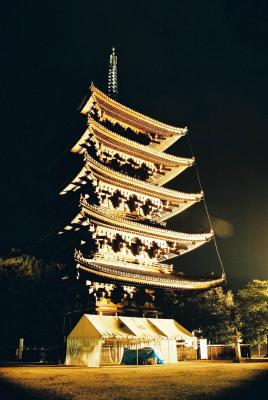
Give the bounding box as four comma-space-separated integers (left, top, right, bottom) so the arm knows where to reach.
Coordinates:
148, 318, 192, 339
68, 314, 193, 341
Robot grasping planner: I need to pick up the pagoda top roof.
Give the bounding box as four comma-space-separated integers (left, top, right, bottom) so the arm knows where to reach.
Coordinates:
80, 84, 187, 151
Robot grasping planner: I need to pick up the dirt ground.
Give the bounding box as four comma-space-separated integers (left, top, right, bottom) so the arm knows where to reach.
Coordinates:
0, 361, 268, 400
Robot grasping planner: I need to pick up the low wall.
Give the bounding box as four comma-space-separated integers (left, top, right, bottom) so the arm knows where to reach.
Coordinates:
207, 344, 251, 359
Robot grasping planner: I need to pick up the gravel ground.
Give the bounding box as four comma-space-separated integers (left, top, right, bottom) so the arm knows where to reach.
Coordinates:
0, 361, 268, 400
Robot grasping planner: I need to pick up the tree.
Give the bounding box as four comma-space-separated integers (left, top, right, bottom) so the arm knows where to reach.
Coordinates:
236, 279, 268, 345
183, 288, 235, 343
0, 250, 66, 345
0, 249, 63, 280
155, 287, 235, 344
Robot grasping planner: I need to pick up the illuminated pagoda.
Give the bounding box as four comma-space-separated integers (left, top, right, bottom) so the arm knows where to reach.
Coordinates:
60, 48, 225, 315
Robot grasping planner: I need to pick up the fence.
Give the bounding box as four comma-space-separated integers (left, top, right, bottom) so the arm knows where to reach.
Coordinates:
1, 342, 265, 363
0, 345, 64, 364
207, 344, 251, 359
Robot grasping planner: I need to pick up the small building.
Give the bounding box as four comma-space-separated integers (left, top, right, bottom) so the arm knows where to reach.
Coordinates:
65, 314, 194, 367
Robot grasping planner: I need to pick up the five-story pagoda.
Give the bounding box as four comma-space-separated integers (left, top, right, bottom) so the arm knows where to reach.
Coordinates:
59, 48, 225, 315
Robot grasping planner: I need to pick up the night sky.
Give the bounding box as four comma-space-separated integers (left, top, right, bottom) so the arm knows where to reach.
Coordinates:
1, 1, 268, 287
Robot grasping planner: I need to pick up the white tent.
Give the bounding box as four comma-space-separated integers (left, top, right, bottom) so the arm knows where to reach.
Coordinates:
148, 318, 194, 345
65, 314, 194, 367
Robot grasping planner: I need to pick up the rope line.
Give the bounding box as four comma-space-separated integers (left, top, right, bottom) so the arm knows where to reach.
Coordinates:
186, 133, 227, 285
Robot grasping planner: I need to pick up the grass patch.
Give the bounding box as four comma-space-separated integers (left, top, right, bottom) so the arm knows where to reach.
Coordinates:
0, 361, 267, 400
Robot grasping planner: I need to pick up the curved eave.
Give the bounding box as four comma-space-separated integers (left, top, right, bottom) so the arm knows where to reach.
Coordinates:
59, 166, 89, 195
75, 258, 225, 291
58, 212, 89, 234
71, 118, 194, 186
80, 85, 187, 151
149, 135, 184, 152
81, 202, 213, 244
85, 154, 202, 203
90, 219, 209, 257
59, 155, 202, 219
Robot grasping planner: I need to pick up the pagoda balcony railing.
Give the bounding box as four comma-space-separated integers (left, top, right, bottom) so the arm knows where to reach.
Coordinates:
76, 257, 187, 285
75, 250, 224, 289
93, 253, 173, 274
75, 255, 224, 289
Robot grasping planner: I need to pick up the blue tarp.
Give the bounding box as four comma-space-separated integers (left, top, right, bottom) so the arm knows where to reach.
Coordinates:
121, 347, 164, 365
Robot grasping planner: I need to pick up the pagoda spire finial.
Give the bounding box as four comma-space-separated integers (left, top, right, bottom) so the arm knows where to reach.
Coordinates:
108, 47, 118, 99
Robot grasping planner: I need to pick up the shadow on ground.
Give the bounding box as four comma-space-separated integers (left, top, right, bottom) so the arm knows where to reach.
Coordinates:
215, 369, 268, 400
0, 377, 71, 400
0, 366, 267, 400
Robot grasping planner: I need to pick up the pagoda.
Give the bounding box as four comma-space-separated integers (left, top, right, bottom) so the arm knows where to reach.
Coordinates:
59, 48, 225, 315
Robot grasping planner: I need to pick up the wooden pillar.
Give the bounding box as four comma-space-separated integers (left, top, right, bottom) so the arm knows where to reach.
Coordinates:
17, 338, 24, 360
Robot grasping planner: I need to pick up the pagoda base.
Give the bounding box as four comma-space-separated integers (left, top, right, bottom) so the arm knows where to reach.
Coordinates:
85, 279, 163, 317
95, 297, 162, 318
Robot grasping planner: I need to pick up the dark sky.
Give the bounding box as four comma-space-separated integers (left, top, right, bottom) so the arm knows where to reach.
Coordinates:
1, 0, 268, 287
